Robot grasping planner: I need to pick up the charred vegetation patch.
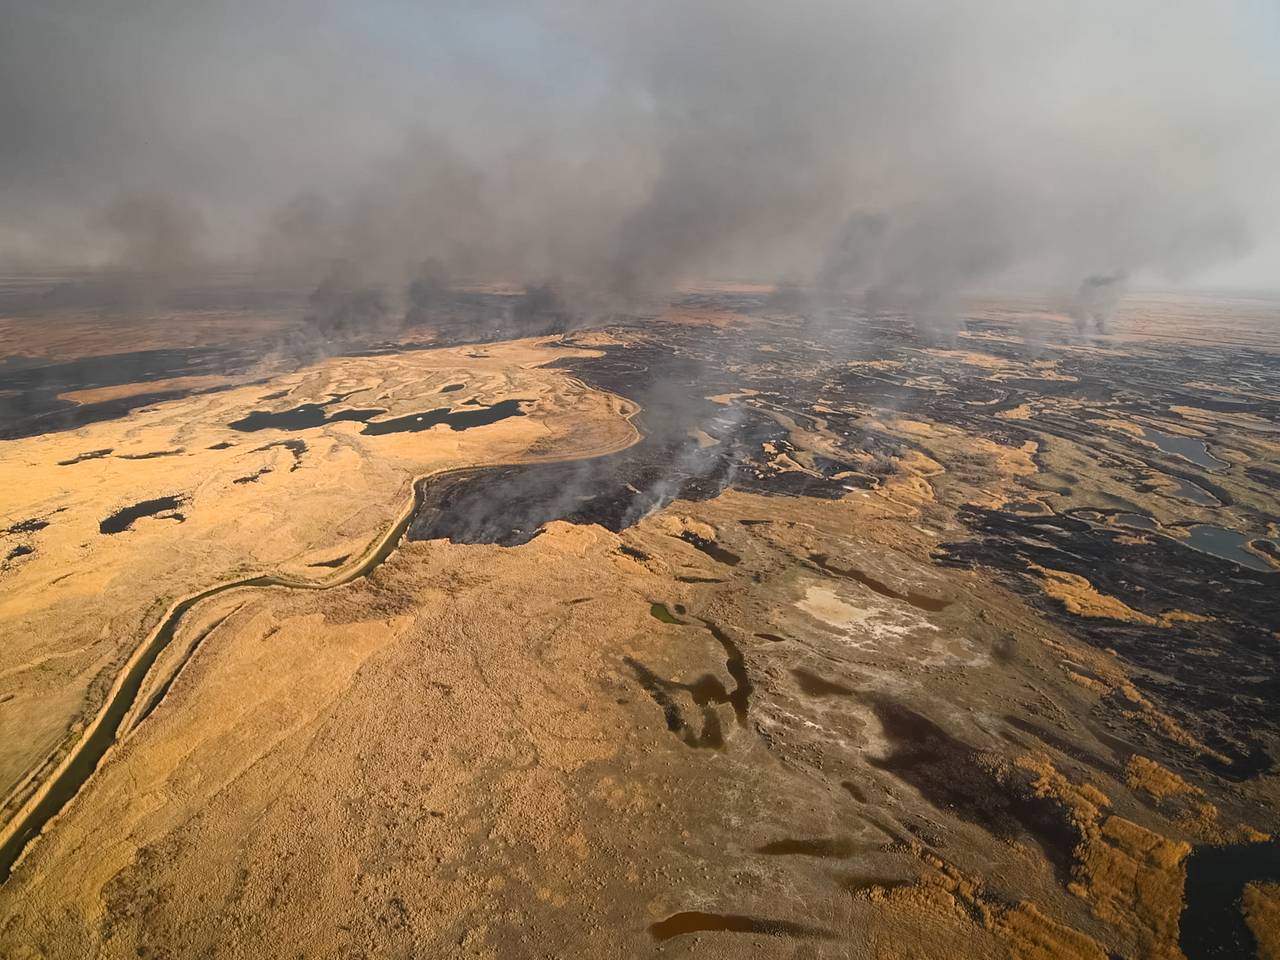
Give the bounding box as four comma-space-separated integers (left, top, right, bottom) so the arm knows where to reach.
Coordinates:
309, 554, 350, 569
623, 618, 751, 749
0, 347, 247, 437
941, 507, 1279, 779
408, 323, 862, 547
755, 836, 858, 857
3, 517, 50, 535
232, 467, 272, 485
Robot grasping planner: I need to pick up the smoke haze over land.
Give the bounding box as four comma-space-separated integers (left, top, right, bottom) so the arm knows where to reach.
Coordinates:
2, 1, 1279, 313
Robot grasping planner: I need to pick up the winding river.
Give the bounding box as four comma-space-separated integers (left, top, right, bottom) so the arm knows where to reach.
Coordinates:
0, 472, 429, 882
0, 387, 639, 883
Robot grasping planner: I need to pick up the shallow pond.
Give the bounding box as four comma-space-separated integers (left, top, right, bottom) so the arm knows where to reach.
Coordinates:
360, 399, 525, 435
1180, 525, 1273, 573
99, 496, 186, 534
230, 403, 384, 431
1142, 426, 1228, 471
1170, 475, 1222, 507
1114, 512, 1158, 531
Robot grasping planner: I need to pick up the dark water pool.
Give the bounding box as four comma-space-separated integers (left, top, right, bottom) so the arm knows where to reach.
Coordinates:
1180, 840, 1280, 960
1143, 427, 1228, 471
99, 496, 186, 534
229, 403, 384, 432
1114, 512, 1159, 531
1171, 475, 1223, 507
1181, 525, 1273, 573
229, 398, 525, 435
360, 399, 526, 435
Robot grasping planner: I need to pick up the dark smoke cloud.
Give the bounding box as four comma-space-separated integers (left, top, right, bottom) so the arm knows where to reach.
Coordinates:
95, 194, 206, 276
511, 283, 574, 335
304, 260, 394, 341
404, 260, 449, 327
2, 1, 1278, 323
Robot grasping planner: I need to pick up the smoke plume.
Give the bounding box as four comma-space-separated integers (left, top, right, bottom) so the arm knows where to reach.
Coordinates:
2, 0, 1278, 325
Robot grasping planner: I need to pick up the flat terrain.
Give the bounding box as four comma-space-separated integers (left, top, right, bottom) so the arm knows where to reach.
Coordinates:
0, 286, 1278, 958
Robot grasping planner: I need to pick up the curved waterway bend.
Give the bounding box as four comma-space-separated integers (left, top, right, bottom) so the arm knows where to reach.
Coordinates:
0, 397, 640, 883
0, 477, 428, 882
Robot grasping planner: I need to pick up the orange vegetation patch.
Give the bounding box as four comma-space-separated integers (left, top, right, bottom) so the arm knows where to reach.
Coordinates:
1071, 816, 1189, 960
1245, 883, 1280, 960
849, 358, 905, 372
870, 749, 1209, 960
872, 449, 944, 511
1030, 565, 1210, 627
1016, 752, 1189, 960
655, 513, 718, 543
1126, 756, 1200, 801
1172, 800, 1271, 845
58, 374, 230, 405
706, 388, 760, 404
1031, 565, 1160, 624
1014, 751, 1110, 830
1162, 610, 1215, 624
985, 438, 1039, 479
885, 417, 947, 438
1089, 417, 1145, 438
997, 402, 1034, 420
864, 852, 1108, 960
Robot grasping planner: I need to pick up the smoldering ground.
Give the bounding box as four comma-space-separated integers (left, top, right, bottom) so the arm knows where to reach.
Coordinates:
1, 1, 1278, 333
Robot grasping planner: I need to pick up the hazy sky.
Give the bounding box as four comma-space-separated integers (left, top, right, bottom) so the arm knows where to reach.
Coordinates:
2, 0, 1278, 296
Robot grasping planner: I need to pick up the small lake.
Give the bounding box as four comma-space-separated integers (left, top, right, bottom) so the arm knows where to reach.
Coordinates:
1180, 525, 1273, 573
360, 399, 526, 435
1114, 512, 1158, 531
1170, 476, 1222, 507
1142, 427, 1228, 471
229, 398, 525, 435
229, 403, 384, 432
99, 496, 186, 534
